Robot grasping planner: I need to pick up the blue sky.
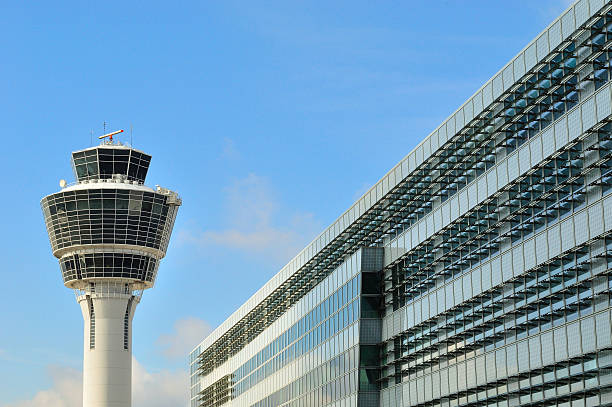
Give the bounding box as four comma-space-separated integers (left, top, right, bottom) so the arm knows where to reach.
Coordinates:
0, 1, 573, 405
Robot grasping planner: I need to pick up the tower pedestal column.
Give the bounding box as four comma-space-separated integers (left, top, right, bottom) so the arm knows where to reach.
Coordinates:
78, 284, 139, 407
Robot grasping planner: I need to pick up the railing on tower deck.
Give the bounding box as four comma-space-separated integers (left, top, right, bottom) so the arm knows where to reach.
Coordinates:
73, 282, 145, 300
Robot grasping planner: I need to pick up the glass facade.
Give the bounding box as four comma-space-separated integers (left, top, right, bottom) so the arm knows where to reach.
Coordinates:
191, 250, 377, 407
41, 185, 179, 286
41, 188, 177, 253
59, 252, 158, 284
71, 146, 151, 183
191, 2, 612, 406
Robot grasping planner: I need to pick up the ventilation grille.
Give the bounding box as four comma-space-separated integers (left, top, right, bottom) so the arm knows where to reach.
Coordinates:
88, 297, 95, 349
123, 298, 132, 350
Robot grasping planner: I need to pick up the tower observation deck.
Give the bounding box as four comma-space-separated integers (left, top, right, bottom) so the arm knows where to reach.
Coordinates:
41, 136, 181, 407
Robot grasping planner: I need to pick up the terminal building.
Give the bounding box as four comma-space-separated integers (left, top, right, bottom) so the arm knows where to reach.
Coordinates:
191, 1, 612, 406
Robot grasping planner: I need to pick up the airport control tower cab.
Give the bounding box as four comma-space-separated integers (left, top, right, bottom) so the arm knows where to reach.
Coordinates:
41, 131, 181, 407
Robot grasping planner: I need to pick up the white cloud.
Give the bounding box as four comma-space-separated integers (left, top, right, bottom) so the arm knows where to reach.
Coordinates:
3, 359, 188, 407
3, 316, 209, 407
2, 365, 81, 407
132, 358, 189, 407
178, 173, 322, 265
156, 317, 213, 359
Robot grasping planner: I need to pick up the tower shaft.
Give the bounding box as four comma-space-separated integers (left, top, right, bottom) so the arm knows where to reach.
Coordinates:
78, 282, 139, 407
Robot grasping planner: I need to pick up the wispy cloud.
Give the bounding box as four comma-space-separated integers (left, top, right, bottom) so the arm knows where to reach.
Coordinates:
2, 365, 81, 407
178, 173, 322, 266
132, 358, 189, 407
220, 137, 240, 161
3, 359, 189, 407
156, 317, 213, 359
2, 316, 209, 407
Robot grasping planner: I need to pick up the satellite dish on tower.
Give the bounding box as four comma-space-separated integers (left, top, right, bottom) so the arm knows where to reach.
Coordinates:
59, 179, 67, 188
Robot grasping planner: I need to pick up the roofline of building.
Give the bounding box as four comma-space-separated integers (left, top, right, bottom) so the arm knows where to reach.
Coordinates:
74, 143, 149, 156
40, 181, 156, 203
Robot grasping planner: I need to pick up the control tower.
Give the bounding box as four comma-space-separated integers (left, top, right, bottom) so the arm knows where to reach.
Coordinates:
41, 132, 181, 407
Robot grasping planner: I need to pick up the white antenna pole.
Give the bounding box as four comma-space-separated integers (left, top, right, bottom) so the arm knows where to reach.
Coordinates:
130, 124, 133, 147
